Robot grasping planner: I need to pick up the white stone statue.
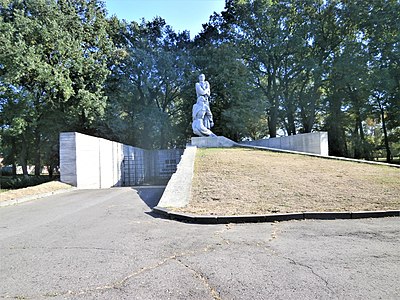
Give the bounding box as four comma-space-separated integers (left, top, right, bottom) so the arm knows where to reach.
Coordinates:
192, 96, 216, 137
195, 74, 210, 103
193, 74, 215, 137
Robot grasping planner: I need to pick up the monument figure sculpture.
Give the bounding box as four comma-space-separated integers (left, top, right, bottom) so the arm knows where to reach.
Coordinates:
192, 74, 216, 137
192, 96, 216, 137
195, 74, 210, 102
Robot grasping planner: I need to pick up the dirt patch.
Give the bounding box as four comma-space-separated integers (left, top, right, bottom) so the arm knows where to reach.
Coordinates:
0, 181, 72, 202
176, 148, 400, 215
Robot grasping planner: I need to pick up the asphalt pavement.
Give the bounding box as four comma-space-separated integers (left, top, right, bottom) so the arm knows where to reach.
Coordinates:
0, 187, 399, 299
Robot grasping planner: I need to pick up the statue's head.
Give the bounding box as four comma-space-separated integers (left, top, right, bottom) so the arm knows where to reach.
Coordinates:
199, 74, 205, 82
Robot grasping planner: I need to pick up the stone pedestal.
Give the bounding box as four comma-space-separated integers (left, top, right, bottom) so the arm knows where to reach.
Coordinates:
191, 136, 238, 148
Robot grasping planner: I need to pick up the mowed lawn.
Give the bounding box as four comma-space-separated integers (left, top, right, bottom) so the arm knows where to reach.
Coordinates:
179, 148, 400, 215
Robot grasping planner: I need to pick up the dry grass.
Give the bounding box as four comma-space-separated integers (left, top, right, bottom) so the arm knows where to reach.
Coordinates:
0, 181, 72, 202
178, 148, 400, 215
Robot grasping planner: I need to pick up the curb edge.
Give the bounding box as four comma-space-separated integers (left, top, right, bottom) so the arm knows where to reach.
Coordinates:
152, 207, 400, 224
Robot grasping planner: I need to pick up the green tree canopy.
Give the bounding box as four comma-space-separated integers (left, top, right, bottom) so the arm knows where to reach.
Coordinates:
0, 0, 114, 175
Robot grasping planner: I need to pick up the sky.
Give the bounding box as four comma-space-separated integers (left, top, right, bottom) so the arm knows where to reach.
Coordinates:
104, 0, 226, 39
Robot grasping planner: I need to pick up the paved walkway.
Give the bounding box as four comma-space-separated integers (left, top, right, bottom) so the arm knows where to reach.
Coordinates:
0, 188, 399, 299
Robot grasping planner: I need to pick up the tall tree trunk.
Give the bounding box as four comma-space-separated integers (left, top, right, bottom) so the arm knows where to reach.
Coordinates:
357, 116, 371, 160
354, 117, 361, 159
268, 70, 279, 138
48, 165, 53, 178
300, 88, 317, 133
379, 101, 391, 163
287, 112, 296, 136
160, 123, 167, 149
20, 141, 29, 177
283, 85, 296, 135
142, 119, 152, 149
268, 104, 278, 138
285, 95, 296, 135
305, 93, 316, 133
12, 163, 17, 178
34, 131, 41, 176
327, 95, 347, 157
11, 141, 17, 178
301, 108, 315, 133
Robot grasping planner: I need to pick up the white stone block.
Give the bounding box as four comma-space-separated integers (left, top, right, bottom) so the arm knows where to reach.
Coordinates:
240, 132, 329, 156
320, 132, 329, 156
191, 136, 237, 148
75, 133, 100, 189
60, 132, 127, 189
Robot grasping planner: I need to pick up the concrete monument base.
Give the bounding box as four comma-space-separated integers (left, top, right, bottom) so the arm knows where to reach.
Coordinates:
191, 136, 238, 148
241, 132, 329, 156
191, 132, 329, 156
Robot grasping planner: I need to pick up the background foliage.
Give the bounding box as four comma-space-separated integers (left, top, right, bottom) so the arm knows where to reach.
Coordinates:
1, 0, 399, 178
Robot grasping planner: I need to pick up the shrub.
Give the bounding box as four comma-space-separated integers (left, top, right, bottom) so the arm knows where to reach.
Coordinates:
1, 167, 14, 176
0, 176, 54, 190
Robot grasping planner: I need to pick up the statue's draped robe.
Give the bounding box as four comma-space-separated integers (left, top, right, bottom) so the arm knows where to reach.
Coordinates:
195, 81, 212, 130
192, 98, 215, 137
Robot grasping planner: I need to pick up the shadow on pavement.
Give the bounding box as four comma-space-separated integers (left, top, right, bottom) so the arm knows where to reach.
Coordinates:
131, 186, 165, 209
130, 186, 176, 220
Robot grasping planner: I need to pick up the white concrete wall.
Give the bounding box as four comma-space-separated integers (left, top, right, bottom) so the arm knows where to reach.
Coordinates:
60, 132, 182, 189
60, 132, 124, 189
242, 132, 329, 156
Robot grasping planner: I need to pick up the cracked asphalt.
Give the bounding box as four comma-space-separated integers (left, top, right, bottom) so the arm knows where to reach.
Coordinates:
0, 187, 399, 299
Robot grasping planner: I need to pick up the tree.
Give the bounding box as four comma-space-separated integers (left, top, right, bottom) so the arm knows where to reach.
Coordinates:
338, 0, 400, 161
104, 17, 192, 149
222, 0, 334, 138
0, 0, 114, 174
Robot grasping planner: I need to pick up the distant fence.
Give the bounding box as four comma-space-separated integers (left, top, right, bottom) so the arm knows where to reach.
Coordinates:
241, 132, 329, 156
60, 132, 183, 189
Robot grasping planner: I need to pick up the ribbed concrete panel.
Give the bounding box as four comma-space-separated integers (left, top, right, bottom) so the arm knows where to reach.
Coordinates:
242, 132, 329, 156
60, 132, 77, 186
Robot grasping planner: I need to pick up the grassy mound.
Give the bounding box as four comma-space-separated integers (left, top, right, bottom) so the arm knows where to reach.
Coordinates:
178, 148, 400, 215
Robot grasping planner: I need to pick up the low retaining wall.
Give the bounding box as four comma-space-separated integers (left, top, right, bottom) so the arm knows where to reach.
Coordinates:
241, 132, 329, 156
60, 132, 183, 189
157, 146, 197, 208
